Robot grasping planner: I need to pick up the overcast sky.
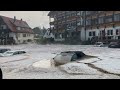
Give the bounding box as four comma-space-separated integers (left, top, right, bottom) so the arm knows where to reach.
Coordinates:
0, 11, 50, 29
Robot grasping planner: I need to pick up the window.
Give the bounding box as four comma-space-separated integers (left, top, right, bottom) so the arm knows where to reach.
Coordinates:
118, 36, 120, 39
105, 15, 113, 23
107, 30, 113, 35
86, 19, 91, 25
89, 32, 92, 36
89, 31, 96, 36
23, 34, 26, 37
86, 11, 91, 15
107, 30, 110, 35
114, 14, 120, 21
93, 31, 96, 36
111, 30, 113, 35
98, 17, 104, 24
116, 29, 119, 35
92, 18, 98, 25
116, 29, 120, 35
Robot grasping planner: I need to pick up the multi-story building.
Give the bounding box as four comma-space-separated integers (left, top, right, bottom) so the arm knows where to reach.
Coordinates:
48, 11, 120, 43
48, 11, 84, 41
0, 15, 34, 45
85, 11, 120, 42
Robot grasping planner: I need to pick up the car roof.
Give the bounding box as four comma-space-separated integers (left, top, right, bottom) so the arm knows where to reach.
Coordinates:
5, 50, 25, 52
61, 51, 83, 53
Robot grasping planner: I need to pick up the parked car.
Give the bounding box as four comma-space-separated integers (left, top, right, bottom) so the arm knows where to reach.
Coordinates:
52, 51, 86, 66
0, 68, 2, 79
0, 49, 11, 53
94, 42, 107, 47
108, 42, 120, 48
0, 50, 26, 57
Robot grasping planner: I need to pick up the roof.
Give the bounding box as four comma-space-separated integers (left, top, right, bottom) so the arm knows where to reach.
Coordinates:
0, 15, 34, 34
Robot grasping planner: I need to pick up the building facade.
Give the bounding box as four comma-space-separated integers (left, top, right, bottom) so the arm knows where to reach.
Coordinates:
48, 11, 84, 41
48, 11, 120, 43
0, 15, 34, 45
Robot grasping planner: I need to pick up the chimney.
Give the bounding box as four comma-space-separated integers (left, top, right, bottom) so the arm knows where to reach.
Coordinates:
14, 16, 16, 22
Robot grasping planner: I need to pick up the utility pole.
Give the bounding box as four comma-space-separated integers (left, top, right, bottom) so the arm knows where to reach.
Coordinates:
84, 11, 86, 41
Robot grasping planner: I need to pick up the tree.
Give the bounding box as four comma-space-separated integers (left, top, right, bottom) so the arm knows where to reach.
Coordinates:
32, 27, 41, 35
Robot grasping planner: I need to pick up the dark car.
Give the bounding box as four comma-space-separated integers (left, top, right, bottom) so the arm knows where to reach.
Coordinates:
0, 49, 11, 53
52, 51, 86, 66
108, 42, 120, 48
0, 68, 2, 79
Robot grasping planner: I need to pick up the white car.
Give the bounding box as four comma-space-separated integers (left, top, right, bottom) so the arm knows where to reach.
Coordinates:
52, 51, 86, 66
0, 50, 26, 57
94, 42, 107, 47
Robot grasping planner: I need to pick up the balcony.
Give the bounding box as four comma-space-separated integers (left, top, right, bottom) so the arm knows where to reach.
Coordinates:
50, 22, 54, 25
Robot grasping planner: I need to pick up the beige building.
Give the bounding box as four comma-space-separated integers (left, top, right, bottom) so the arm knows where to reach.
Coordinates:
0, 15, 34, 44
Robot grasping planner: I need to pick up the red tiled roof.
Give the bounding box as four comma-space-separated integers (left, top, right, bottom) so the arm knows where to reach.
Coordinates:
0, 15, 34, 34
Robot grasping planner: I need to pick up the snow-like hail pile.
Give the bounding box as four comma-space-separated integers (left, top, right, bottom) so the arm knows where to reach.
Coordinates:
59, 62, 102, 75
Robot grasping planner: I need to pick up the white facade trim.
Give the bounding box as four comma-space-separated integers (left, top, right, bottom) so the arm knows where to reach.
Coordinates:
85, 26, 120, 41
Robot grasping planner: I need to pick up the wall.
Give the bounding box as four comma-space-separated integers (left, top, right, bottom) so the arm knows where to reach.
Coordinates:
80, 27, 86, 41
17, 33, 34, 43
9, 32, 34, 44
86, 26, 120, 40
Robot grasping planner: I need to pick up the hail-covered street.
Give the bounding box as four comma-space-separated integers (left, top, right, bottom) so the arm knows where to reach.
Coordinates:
0, 44, 120, 79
